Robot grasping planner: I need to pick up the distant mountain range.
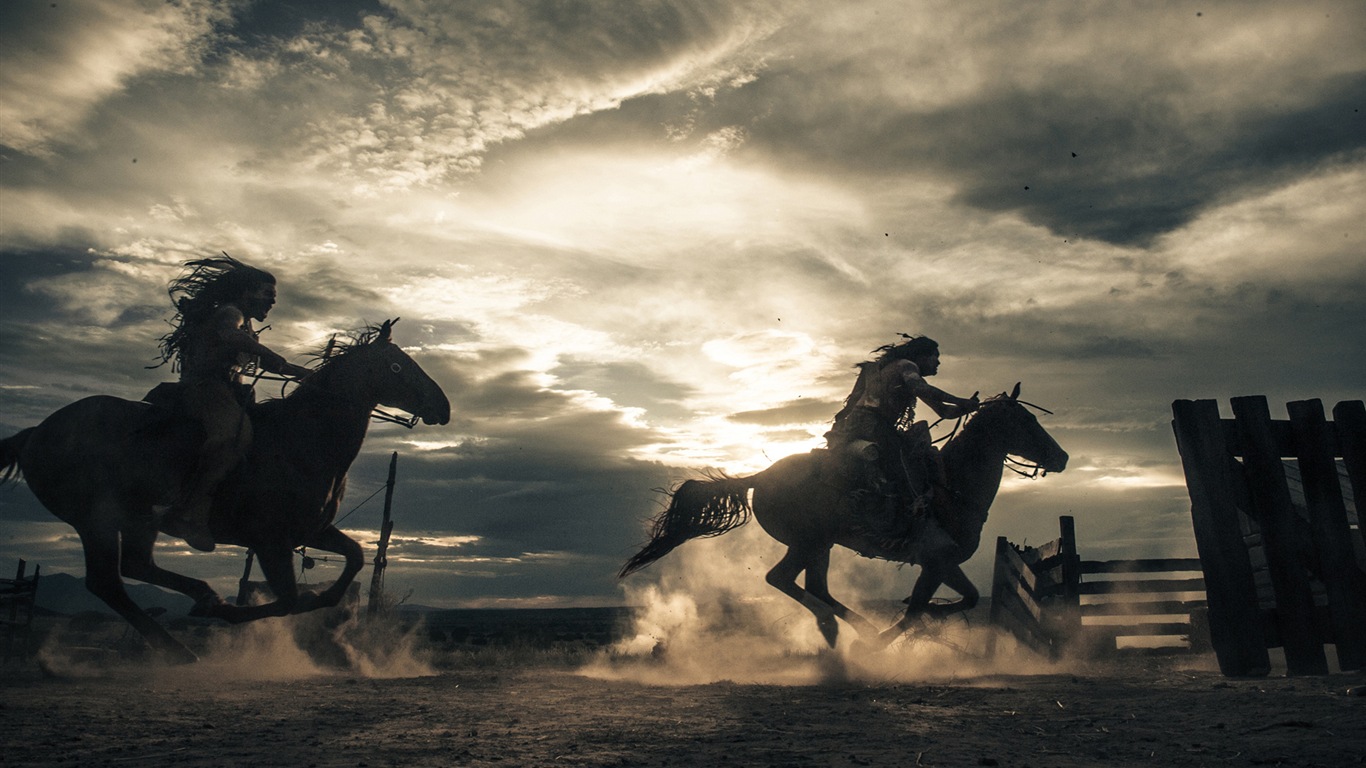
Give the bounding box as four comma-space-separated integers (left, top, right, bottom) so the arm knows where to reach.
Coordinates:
31, 572, 196, 616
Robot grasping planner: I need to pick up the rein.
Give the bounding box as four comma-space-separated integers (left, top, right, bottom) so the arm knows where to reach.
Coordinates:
249, 372, 420, 429
935, 397, 1056, 477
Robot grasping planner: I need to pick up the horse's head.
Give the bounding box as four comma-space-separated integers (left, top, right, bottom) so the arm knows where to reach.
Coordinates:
968, 383, 1068, 475
312, 319, 451, 426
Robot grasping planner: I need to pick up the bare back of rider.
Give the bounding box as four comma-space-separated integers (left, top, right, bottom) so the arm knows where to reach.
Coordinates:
169, 283, 309, 552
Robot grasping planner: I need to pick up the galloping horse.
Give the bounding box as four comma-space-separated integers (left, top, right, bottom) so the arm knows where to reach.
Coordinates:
0, 319, 450, 663
620, 384, 1067, 649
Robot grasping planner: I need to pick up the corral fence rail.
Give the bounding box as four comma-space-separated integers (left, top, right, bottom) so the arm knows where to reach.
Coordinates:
1, 558, 41, 663
990, 516, 1209, 659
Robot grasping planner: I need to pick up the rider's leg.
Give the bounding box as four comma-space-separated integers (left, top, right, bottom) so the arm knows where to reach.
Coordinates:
175, 382, 250, 552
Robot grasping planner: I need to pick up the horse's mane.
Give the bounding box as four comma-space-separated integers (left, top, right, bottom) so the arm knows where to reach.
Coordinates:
304, 323, 389, 371
250, 322, 389, 415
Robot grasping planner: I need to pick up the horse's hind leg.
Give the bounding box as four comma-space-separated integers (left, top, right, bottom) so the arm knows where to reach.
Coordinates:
766, 547, 842, 647
76, 520, 198, 664
802, 548, 878, 637
118, 514, 224, 615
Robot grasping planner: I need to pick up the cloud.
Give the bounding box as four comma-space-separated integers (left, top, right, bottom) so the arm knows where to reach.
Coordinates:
0, 0, 232, 154
2, 0, 1363, 609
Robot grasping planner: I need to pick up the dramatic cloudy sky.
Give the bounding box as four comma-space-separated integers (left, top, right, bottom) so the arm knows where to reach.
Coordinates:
1, 0, 1362, 610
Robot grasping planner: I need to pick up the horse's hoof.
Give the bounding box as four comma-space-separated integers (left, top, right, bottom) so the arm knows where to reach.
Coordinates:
188, 594, 224, 618
817, 617, 839, 648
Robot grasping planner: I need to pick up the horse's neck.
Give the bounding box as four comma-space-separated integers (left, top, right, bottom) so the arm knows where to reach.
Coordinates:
268, 375, 374, 467
941, 421, 1008, 521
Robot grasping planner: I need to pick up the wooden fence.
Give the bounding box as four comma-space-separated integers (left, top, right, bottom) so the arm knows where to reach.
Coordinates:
990, 516, 1209, 658
1171, 396, 1366, 676
1, 559, 41, 663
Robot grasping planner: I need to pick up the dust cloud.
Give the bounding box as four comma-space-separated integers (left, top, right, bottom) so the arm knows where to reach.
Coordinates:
588, 524, 1065, 686
36, 606, 435, 682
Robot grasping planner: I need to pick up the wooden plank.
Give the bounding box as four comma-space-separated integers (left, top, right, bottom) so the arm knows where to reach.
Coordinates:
1081, 599, 1207, 617
1032, 538, 1065, 562
1231, 396, 1328, 675
1079, 578, 1207, 595
1335, 401, 1366, 558
1172, 399, 1270, 676
990, 537, 1056, 657
1001, 539, 1041, 596
1289, 399, 1366, 670
1081, 558, 1203, 574
1222, 418, 1299, 458
1000, 565, 1047, 625
994, 601, 1054, 656
1082, 622, 1195, 639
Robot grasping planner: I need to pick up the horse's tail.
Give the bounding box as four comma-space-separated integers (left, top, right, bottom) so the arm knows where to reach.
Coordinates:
0, 428, 33, 485
618, 473, 754, 578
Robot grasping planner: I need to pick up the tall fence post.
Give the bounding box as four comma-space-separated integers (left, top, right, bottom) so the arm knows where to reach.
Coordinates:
1230, 396, 1328, 675
366, 452, 398, 617
1172, 399, 1270, 676
1288, 399, 1366, 670
1334, 401, 1366, 560
1056, 515, 1082, 643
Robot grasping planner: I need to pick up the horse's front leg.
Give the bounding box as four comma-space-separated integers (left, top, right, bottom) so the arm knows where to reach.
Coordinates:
293, 525, 364, 614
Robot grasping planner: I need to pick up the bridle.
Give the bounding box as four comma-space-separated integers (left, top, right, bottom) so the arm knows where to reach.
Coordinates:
246, 341, 422, 430
931, 396, 1056, 478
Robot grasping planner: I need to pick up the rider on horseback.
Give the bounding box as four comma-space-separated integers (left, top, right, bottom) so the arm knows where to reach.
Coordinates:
825, 335, 979, 528
152, 255, 310, 552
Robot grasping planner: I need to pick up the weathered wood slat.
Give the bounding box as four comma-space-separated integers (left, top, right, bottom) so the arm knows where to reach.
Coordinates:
990, 537, 1058, 658
1080, 559, 1203, 574
1000, 540, 1040, 597
1078, 578, 1207, 595
1081, 599, 1207, 617
1231, 396, 1328, 675
1081, 622, 1195, 638
1172, 399, 1271, 676
1288, 399, 1366, 670
1334, 401, 1366, 558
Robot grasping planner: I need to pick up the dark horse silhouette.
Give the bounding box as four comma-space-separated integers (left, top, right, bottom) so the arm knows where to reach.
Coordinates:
620, 385, 1067, 649
0, 319, 450, 663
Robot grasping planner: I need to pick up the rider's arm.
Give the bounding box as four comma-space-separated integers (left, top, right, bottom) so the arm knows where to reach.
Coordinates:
209, 306, 310, 378
899, 362, 979, 419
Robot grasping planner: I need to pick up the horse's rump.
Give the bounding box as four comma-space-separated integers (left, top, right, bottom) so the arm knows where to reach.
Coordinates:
20, 395, 200, 514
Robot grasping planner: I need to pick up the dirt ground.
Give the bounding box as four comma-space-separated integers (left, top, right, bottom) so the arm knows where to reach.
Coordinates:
2, 623, 1364, 768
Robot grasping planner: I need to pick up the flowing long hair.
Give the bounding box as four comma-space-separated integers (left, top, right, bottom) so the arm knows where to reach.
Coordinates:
151, 254, 275, 370
831, 334, 939, 427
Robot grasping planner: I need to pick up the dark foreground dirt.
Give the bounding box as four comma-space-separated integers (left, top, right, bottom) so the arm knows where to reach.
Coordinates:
2, 650, 1363, 768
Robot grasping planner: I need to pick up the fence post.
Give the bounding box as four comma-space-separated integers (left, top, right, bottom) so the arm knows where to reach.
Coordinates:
1288, 399, 1366, 670
1334, 401, 1366, 560
1230, 396, 1328, 675
1057, 515, 1082, 645
1172, 399, 1269, 676
367, 452, 398, 617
